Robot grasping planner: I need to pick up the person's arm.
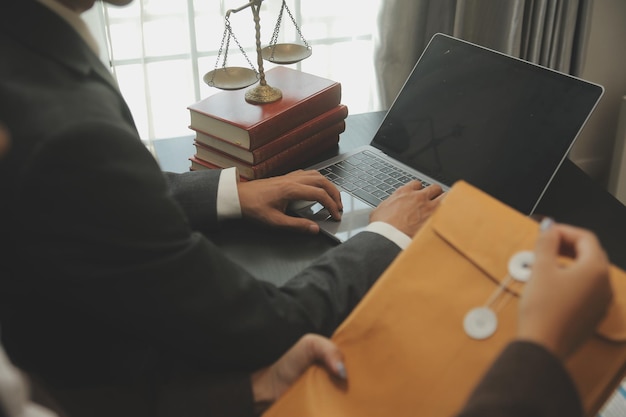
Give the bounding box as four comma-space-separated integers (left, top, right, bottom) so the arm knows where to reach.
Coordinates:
158, 334, 345, 417
455, 221, 612, 417
456, 341, 582, 417
165, 149, 441, 248
16, 122, 400, 375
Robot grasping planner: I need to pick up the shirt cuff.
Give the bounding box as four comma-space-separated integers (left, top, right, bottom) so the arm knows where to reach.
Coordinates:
364, 221, 412, 249
216, 167, 242, 221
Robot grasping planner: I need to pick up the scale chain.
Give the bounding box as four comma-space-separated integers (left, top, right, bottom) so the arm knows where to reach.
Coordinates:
283, 0, 310, 49
208, 15, 258, 86
268, 0, 310, 60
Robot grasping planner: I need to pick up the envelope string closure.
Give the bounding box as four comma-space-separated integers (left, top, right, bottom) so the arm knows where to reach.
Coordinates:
463, 251, 536, 340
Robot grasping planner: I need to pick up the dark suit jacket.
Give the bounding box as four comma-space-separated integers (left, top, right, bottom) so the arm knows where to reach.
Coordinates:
0, 2, 401, 415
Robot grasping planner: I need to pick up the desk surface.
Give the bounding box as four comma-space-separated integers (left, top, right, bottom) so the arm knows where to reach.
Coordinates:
154, 112, 626, 280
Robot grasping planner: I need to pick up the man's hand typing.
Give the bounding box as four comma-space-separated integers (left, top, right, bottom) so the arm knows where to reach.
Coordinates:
237, 170, 343, 234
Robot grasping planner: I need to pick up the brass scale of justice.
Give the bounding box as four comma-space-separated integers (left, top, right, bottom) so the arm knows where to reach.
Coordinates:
204, 0, 311, 104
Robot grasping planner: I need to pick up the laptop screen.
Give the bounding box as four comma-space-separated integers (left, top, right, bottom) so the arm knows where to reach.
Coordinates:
371, 33, 603, 215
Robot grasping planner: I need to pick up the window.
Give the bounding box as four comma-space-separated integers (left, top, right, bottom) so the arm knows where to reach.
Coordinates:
87, 0, 383, 142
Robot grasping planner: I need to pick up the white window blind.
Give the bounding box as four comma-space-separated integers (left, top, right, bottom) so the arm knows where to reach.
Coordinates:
87, 0, 383, 142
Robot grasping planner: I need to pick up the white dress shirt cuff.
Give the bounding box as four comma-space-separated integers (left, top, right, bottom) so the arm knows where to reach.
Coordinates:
364, 221, 412, 250
216, 167, 242, 221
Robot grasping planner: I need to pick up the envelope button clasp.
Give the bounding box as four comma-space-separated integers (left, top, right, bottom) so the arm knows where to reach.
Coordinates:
508, 250, 535, 282
463, 250, 536, 340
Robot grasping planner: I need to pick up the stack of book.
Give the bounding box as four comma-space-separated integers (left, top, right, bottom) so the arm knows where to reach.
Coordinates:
187, 66, 348, 180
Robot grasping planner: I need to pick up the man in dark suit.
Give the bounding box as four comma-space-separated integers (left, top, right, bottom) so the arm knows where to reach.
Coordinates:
0, 0, 444, 415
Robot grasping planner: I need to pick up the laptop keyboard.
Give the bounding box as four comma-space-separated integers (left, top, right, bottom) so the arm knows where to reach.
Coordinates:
318, 150, 431, 207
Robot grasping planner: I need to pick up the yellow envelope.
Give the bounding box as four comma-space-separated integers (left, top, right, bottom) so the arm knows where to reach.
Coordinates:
264, 180, 626, 417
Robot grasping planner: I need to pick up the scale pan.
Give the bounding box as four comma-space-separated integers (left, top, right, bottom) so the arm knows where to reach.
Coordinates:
261, 44, 312, 64
203, 67, 259, 90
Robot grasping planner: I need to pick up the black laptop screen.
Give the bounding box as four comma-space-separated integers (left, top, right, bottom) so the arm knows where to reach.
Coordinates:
371, 33, 603, 214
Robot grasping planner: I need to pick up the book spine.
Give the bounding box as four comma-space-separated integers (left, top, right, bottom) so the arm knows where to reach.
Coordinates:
189, 156, 220, 171
189, 157, 249, 181
249, 132, 341, 179
251, 105, 347, 162
193, 134, 253, 163
247, 83, 342, 150
194, 121, 346, 179
193, 104, 348, 164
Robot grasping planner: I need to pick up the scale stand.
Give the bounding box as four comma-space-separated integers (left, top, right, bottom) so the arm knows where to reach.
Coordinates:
203, 0, 311, 104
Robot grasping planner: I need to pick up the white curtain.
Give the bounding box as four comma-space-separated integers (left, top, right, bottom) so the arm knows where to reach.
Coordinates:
374, 0, 594, 108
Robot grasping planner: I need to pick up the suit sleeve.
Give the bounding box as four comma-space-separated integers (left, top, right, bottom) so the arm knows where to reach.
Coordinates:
455, 341, 583, 417
40, 369, 255, 417
162, 169, 222, 231
15, 121, 400, 377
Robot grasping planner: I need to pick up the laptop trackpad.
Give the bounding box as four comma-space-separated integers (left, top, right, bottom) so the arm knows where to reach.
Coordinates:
293, 192, 373, 243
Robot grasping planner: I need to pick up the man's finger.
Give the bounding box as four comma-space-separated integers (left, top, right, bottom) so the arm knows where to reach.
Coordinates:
533, 221, 560, 270
300, 334, 346, 380
285, 185, 342, 220
424, 184, 444, 200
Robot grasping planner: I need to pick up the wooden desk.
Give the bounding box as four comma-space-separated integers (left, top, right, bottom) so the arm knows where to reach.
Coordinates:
154, 112, 626, 282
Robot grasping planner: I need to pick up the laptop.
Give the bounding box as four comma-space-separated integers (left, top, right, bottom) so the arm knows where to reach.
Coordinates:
290, 33, 604, 243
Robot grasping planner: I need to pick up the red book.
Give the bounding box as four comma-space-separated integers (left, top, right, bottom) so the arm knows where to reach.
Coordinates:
192, 104, 348, 164
188, 158, 250, 181
191, 121, 345, 180
187, 67, 342, 150
189, 157, 220, 171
